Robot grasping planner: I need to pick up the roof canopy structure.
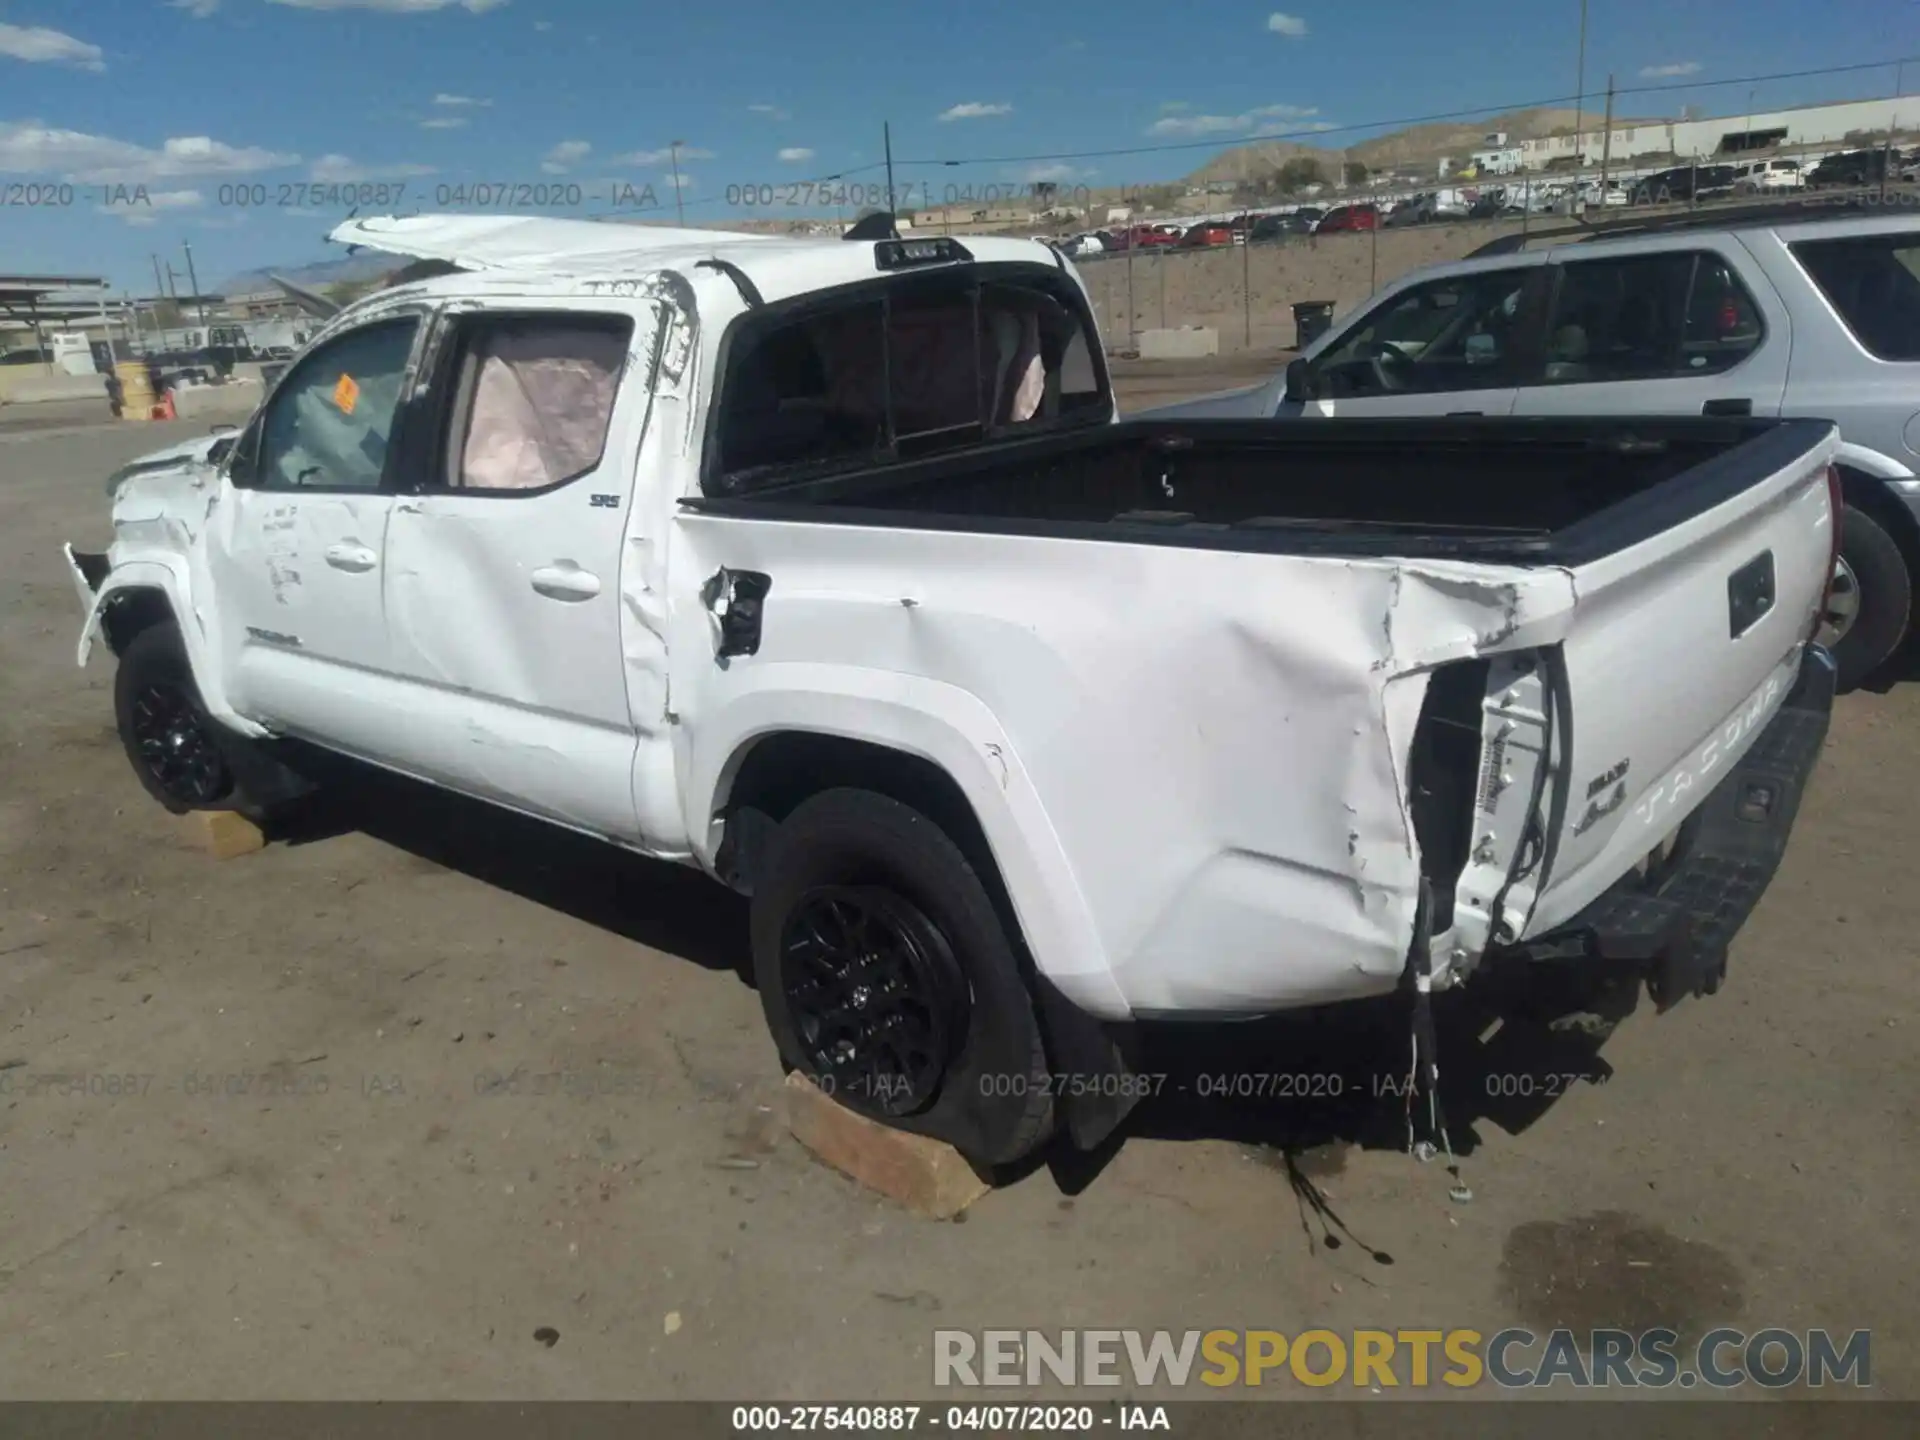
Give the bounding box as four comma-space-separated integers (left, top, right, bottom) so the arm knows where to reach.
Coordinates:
0, 274, 112, 329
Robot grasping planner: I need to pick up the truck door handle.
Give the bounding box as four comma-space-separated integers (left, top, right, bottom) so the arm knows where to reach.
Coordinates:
323, 542, 378, 573
1702, 398, 1752, 416
530, 564, 602, 602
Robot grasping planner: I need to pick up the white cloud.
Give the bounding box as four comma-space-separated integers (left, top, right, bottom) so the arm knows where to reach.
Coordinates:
167, 0, 223, 17
777, 147, 814, 163
1021, 162, 1089, 184
0, 23, 107, 70
540, 139, 591, 173
612, 144, 714, 165
664, 171, 693, 191
532, 18, 551, 28
309, 153, 436, 181
420, 117, 467, 129
0, 121, 300, 181
1146, 103, 1317, 137
433, 92, 491, 106
938, 102, 1013, 122
99, 187, 206, 225
1266, 12, 1308, 38
267, 0, 510, 13
1159, 101, 1190, 113
748, 103, 791, 121
1639, 61, 1702, 78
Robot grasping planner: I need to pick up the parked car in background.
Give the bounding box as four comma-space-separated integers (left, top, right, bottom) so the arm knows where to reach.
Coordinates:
1550, 180, 1630, 214
1177, 222, 1235, 248
1806, 149, 1897, 189
1142, 207, 1920, 692
1735, 159, 1805, 194
1631, 164, 1738, 204
1384, 194, 1436, 227
1316, 203, 1378, 233
1120, 223, 1183, 249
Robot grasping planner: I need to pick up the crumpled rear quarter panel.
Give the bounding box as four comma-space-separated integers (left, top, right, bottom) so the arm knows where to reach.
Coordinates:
673, 514, 1573, 1018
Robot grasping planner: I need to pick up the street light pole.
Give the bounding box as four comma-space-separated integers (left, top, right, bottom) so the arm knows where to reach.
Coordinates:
1572, 0, 1589, 173
668, 141, 686, 227
182, 241, 206, 326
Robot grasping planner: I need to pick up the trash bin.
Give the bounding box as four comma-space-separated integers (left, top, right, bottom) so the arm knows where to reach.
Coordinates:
1292, 301, 1336, 350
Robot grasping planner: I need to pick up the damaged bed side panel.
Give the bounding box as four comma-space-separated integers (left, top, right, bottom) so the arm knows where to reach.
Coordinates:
669, 516, 1578, 1020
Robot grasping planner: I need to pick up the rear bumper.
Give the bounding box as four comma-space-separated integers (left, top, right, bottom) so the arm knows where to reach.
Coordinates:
1500, 644, 1835, 1007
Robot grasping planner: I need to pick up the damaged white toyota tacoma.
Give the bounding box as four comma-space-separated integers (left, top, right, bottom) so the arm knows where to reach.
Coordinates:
66, 214, 1840, 1166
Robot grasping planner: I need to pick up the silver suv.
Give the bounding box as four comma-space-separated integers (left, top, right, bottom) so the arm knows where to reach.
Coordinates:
1153, 204, 1920, 690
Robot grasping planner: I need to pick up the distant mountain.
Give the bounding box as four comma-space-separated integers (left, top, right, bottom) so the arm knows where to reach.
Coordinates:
1185, 105, 1671, 186
213, 251, 407, 298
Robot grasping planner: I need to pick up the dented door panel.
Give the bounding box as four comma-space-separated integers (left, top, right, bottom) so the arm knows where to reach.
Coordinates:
376, 297, 672, 842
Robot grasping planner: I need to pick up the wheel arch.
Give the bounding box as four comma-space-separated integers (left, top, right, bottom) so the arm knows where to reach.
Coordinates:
690, 698, 1130, 1022
1834, 460, 1920, 571
84, 561, 258, 736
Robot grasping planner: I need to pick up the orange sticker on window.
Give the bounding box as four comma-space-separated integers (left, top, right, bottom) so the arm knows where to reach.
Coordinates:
332, 372, 360, 415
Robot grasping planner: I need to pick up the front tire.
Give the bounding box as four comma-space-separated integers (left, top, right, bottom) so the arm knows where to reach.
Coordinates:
751, 788, 1054, 1167
114, 622, 235, 814
1822, 505, 1911, 692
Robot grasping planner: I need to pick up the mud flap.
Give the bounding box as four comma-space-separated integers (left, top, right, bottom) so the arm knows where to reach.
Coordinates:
1033, 976, 1144, 1151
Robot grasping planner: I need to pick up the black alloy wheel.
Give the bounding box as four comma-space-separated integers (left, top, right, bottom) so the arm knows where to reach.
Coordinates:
128, 679, 230, 807
779, 884, 969, 1118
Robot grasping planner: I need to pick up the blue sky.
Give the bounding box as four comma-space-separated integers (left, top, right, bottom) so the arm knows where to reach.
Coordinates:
1, 0, 1914, 291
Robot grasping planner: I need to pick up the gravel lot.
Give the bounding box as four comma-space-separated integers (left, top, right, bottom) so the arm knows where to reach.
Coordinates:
1, 387, 1915, 1404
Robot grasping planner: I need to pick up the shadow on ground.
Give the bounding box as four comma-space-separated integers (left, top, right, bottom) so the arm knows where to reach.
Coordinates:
271, 753, 1637, 1200
267, 755, 752, 982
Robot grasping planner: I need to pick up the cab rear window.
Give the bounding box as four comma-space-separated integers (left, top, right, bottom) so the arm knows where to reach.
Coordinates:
708, 266, 1108, 494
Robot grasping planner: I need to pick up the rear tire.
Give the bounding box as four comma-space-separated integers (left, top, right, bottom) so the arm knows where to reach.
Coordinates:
114, 622, 234, 814
750, 788, 1054, 1168
1825, 505, 1910, 692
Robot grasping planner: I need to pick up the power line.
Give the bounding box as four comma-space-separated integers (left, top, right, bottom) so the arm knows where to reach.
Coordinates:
618, 53, 1918, 219
884, 55, 1920, 170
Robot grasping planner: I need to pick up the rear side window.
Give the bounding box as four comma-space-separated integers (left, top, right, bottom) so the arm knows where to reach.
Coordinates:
1792, 233, 1920, 361
710, 268, 1107, 493
434, 313, 634, 492
1535, 251, 1763, 384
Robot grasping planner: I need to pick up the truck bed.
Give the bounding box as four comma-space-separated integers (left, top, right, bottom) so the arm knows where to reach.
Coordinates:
688, 415, 1832, 566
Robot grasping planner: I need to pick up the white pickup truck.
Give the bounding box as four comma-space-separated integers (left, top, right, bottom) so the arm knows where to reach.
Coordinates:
67, 215, 1839, 1166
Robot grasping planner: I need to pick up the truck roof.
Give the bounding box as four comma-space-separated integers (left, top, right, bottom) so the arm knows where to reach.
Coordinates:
327, 214, 1068, 309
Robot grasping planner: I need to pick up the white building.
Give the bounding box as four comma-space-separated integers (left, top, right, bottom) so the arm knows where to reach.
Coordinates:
1516, 94, 1914, 171
1469, 147, 1526, 175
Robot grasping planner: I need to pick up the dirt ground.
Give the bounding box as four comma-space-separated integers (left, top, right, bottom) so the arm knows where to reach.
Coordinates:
1, 393, 1916, 1405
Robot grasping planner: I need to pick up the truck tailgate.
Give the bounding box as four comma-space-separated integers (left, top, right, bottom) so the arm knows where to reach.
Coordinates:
1520, 421, 1839, 937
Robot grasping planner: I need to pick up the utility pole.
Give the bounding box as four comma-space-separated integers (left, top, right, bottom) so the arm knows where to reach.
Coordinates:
668, 141, 686, 227
150, 254, 166, 302
1599, 75, 1616, 198
883, 122, 897, 225
182, 240, 206, 326
1572, 0, 1589, 175
1241, 210, 1253, 347
165, 264, 180, 300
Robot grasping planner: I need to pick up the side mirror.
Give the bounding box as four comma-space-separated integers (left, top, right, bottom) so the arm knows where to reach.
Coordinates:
1283, 357, 1314, 403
